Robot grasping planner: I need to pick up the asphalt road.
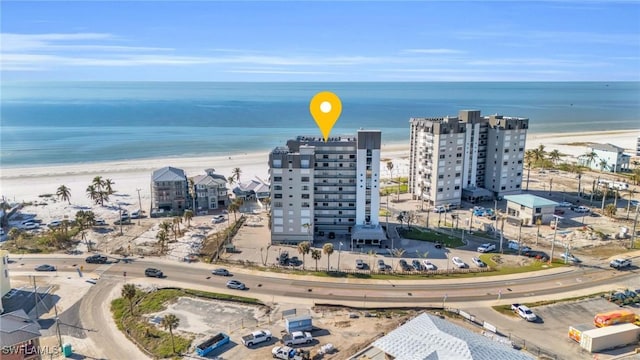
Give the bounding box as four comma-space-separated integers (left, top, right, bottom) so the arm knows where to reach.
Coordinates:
9, 254, 639, 305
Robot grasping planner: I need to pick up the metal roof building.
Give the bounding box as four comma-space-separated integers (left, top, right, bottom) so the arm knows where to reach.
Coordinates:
352, 313, 533, 360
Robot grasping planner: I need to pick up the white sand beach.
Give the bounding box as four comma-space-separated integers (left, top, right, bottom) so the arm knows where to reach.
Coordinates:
1, 130, 638, 228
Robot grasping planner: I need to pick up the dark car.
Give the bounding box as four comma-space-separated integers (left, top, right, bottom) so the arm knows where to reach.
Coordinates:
522, 250, 549, 261
35, 264, 56, 271
412, 259, 422, 271
398, 259, 412, 271
145, 268, 163, 278
85, 254, 108, 264
434, 242, 443, 249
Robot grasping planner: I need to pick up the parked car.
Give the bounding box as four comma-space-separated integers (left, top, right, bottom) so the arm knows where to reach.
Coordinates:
471, 257, 486, 267
226, 280, 246, 290
422, 260, 437, 271
477, 243, 496, 253
398, 259, 412, 271
522, 250, 549, 261
557, 201, 573, 208
451, 257, 467, 268
377, 259, 386, 271
211, 268, 231, 276
130, 209, 141, 219
23, 222, 39, 230
94, 219, 107, 226
85, 254, 108, 264
610, 258, 632, 269
434, 241, 443, 249
433, 206, 446, 213
144, 268, 163, 278
35, 264, 56, 271
212, 215, 225, 223
241, 329, 272, 347
512, 303, 537, 322
282, 331, 313, 346
574, 206, 590, 213
560, 253, 581, 263
355, 259, 365, 269
412, 259, 422, 271
48, 220, 62, 228
554, 209, 565, 215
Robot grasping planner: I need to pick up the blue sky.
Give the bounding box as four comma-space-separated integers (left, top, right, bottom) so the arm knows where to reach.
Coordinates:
1, 1, 639, 81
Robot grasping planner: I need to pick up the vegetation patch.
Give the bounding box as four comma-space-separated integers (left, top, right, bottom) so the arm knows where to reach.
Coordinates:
111, 287, 262, 358
398, 227, 465, 247
479, 254, 567, 277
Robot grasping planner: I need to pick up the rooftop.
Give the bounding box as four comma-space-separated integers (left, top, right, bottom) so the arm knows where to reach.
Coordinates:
367, 313, 533, 360
0, 309, 41, 347
590, 143, 624, 153
152, 166, 187, 182
504, 194, 558, 208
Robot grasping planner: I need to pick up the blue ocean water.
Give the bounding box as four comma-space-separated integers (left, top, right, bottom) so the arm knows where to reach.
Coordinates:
1, 82, 639, 167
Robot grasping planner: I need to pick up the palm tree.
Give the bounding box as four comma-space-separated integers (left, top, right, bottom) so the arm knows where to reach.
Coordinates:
121, 283, 137, 315
322, 243, 334, 271
56, 185, 72, 204
626, 188, 636, 220
92, 176, 104, 189
227, 176, 236, 188
548, 149, 562, 165
188, 178, 196, 211
581, 151, 598, 168
183, 210, 193, 227
524, 150, 534, 190
104, 178, 115, 195
161, 314, 180, 354
232, 167, 242, 183
311, 249, 322, 271
160, 220, 172, 233
262, 197, 271, 211
297, 241, 311, 270
8, 228, 21, 248
599, 159, 608, 172
604, 204, 617, 217
86, 185, 99, 204
172, 217, 182, 241
75, 210, 88, 231
156, 229, 169, 254
228, 201, 239, 222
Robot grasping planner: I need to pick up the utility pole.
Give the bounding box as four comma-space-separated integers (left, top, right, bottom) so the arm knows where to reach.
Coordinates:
54, 305, 63, 348
337, 242, 343, 271
32, 276, 39, 318
549, 178, 553, 196
550, 215, 563, 264
517, 219, 523, 256
601, 184, 607, 211
631, 204, 639, 249
136, 188, 142, 225
499, 216, 505, 253
469, 210, 474, 233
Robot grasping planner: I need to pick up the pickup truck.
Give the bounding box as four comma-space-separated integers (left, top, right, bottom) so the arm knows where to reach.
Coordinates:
241, 329, 272, 347
282, 331, 313, 346
610, 258, 632, 269
511, 304, 537, 322
272, 346, 310, 360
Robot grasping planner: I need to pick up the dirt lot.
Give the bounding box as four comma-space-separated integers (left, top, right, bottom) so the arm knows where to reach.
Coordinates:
147, 297, 408, 360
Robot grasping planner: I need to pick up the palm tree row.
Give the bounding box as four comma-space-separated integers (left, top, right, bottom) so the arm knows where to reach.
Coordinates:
86, 176, 116, 206
75, 210, 96, 231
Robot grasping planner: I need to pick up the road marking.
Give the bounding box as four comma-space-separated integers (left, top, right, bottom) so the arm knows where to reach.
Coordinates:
95, 264, 113, 274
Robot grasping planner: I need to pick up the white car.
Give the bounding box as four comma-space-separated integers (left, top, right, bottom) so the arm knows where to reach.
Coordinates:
560, 253, 580, 263
472, 257, 486, 267
422, 260, 437, 270
48, 220, 62, 228
573, 206, 590, 213
477, 243, 496, 253
451, 257, 467, 268
433, 206, 446, 213
23, 222, 39, 230
610, 258, 632, 269
557, 201, 573, 208
212, 215, 225, 223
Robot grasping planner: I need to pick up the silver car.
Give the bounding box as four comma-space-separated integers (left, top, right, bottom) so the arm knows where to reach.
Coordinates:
212, 268, 231, 276
226, 280, 246, 290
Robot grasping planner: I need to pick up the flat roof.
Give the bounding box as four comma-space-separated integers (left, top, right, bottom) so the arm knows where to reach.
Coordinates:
582, 323, 640, 337
504, 194, 558, 208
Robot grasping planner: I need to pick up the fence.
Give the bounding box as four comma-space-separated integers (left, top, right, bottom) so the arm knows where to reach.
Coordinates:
446, 308, 559, 360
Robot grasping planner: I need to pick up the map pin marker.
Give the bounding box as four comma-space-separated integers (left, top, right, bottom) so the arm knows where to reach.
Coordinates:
310, 91, 342, 142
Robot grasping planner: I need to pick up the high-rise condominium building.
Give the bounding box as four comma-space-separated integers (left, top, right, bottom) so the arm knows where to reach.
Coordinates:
409, 110, 529, 207
269, 130, 385, 246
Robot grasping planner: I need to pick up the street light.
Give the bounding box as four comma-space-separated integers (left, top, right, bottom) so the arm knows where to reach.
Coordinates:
337, 242, 343, 271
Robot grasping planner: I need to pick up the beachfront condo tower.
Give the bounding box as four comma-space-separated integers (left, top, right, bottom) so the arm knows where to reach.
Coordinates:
269, 130, 385, 247
409, 110, 529, 207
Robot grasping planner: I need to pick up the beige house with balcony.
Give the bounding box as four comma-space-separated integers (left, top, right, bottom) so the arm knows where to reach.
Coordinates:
192, 169, 228, 212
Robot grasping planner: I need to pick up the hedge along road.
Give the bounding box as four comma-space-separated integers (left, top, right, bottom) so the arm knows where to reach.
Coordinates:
8, 254, 639, 305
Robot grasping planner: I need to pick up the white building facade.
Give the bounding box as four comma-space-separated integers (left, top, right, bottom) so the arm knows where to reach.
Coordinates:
269, 130, 384, 245
409, 110, 529, 206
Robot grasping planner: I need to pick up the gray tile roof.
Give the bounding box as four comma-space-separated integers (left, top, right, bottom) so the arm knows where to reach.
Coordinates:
152, 166, 187, 182
0, 309, 41, 347
591, 143, 624, 153
372, 313, 534, 360
193, 174, 226, 187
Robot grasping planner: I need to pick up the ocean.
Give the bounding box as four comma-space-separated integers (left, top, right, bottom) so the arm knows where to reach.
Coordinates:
1, 82, 639, 167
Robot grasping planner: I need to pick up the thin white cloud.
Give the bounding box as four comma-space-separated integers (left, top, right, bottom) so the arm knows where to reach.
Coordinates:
1, 33, 173, 52
227, 69, 336, 75
402, 48, 465, 54
455, 29, 638, 45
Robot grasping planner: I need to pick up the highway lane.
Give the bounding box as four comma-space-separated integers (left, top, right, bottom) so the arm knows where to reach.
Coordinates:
9, 255, 639, 304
